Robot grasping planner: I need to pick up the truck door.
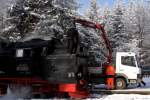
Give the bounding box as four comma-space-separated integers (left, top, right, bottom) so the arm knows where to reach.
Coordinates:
119, 56, 140, 80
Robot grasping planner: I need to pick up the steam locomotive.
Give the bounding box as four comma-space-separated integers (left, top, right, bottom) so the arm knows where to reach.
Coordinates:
0, 28, 85, 85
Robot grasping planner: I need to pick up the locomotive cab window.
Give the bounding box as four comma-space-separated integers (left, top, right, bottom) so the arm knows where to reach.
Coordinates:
16, 49, 24, 57
16, 49, 32, 58
121, 56, 136, 67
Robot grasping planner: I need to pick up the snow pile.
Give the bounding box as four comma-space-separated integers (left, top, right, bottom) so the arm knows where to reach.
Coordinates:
90, 94, 150, 100
0, 85, 32, 100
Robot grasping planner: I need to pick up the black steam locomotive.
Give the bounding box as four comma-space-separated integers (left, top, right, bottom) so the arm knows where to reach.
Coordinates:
0, 28, 87, 84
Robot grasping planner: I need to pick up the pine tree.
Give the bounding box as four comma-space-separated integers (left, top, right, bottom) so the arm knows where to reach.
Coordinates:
29, 0, 77, 41
52, 0, 79, 15
0, 14, 3, 33
135, 0, 150, 66
2, 0, 28, 41
143, 0, 150, 66
85, 0, 101, 23
0, 0, 11, 35
109, 2, 128, 52
2, 0, 77, 41
80, 0, 108, 65
102, 3, 112, 39
76, 23, 108, 65
123, 1, 140, 53
102, 3, 111, 25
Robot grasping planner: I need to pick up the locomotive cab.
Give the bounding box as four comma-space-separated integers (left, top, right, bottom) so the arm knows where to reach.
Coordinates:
0, 39, 51, 77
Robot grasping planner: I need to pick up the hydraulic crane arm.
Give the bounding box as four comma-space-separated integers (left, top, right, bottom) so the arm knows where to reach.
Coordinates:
74, 18, 112, 64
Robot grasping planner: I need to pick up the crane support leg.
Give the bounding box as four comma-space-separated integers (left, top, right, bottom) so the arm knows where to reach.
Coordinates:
106, 76, 115, 90
106, 65, 115, 90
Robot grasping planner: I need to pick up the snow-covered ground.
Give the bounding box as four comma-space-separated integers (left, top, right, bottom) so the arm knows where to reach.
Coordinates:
90, 77, 150, 100
89, 94, 150, 100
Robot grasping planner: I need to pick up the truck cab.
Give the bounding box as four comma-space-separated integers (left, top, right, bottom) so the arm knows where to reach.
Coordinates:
115, 52, 141, 89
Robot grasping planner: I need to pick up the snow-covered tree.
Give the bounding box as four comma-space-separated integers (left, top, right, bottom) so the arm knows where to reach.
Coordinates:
121, 0, 150, 66
101, 3, 112, 42
102, 3, 111, 25
128, 1, 146, 65
2, 0, 76, 41
123, 1, 140, 54
135, 0, 150, 66
0, 0, 11, 34
2, 0, 28, 41
0, 14, 3, 33
109, 2, 129, 52
24, 0, 63, 40
143, 0, 150, 66
81, 0, 108, 64
76, 23, 108, 65
85, 0, 101, 23
52, 0, 79, 15
27, 0, 78, 41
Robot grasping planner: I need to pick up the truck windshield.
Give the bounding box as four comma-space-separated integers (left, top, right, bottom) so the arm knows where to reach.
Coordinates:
121, 56, 136, 67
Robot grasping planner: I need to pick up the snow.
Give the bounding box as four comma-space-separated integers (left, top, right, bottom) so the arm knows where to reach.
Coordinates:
24, 7, 30, 11
89, 78, 150, 100
0, 86, 31, 100
30, 12, 41, 18
3, 26, 15, 32
90, 94, 150, 100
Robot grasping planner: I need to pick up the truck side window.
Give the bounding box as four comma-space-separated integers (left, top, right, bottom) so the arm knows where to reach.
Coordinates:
121, 56, 136, 67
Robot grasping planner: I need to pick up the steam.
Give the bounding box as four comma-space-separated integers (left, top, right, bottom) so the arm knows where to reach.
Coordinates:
0, 85, 32, 100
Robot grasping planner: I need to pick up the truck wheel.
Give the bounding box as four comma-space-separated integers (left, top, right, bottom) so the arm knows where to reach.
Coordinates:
115, 78, 126, 89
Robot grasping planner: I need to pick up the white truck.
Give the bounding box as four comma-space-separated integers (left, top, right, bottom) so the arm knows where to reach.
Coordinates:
115, 52, 141, 89
88, 52, 141, 89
